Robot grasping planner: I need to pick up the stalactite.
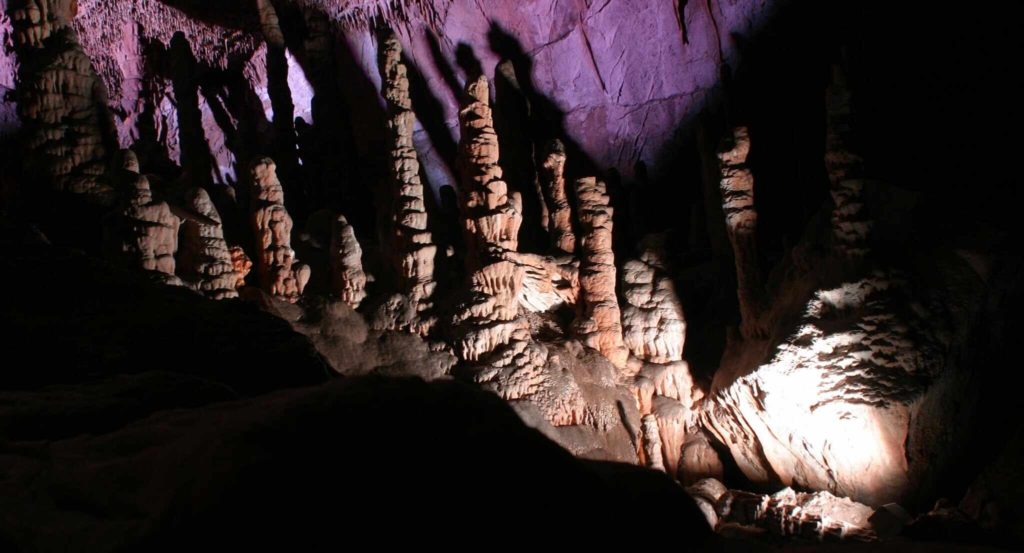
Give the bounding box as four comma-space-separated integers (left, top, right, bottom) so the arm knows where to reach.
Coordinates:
249, 157, 310, 303
178, 187, 241, 300
377, 30, 437, 318
572, 176, 628, 370
330, 214, 367, 309
539, 139, 575, 254
717, 126, 768, 339
9, 0, 114, 204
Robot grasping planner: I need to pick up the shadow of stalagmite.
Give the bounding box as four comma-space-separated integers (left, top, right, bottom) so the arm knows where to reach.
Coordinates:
168, 32, 216, 191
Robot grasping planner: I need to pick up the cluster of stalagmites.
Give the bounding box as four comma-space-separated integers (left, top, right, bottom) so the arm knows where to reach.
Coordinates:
373, 31, 436, 331
249, 157, 311, 303
9, 0, 114, 204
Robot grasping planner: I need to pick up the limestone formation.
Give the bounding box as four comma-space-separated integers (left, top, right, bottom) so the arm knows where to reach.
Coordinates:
330, 214, 367, 309
106, 151, 180, 284
717, 127, 768, 339
456, 75, 522, 268
620, 234, 686, 364
249, 157, 310, 303
451, 75, 527, 362
714, 486, 877, 541
376, 31, 436, 317
641, 414, 666, 471
825, 65, 871, 258
538, 139, 575, 254
10, 0, 114, 204
229, 246, 253, 289
178, 187, 240, 299
572, 177, 628, 370
505, 251, 579, 313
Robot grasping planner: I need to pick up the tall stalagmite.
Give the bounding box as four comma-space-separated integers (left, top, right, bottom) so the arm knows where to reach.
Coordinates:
178, 187, 241, 299
250, 157, 310, 303
573, 176, 628, 370
330, 214, 367, 309
539, 139, 575, 254
717, 127, 768, 339
825, 65, 871, 259
377, 30, 436, 317
9, 0, 113, 204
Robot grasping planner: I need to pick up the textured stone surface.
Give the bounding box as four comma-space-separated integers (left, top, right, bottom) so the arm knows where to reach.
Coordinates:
329, 214, 366, 308
573, 176, 628, 370
250, 157, 310, 302
718, 126, 768, 339
539, 139, 575, 254
714, 485, 877, 541
105, 152, 180, 284
9, 0, 113, 204
621, 234, 686, 364
376, 30, 436, 323
178, 187, 240, 299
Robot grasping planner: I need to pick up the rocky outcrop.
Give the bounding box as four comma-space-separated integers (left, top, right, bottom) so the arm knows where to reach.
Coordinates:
9, 0, 113, 204
178, 187, 241, 299
701, 264, 987, 507
539, 139, 575, 254
573, 176, 628, 370
825, 65, 871, 258
718, 127, 768, 339
250, 157, 310, 303
329, 214, 366, 309
105, 150, 180, 284
376, 30, 436, 324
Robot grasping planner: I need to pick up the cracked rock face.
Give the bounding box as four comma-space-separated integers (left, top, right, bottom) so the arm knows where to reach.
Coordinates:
250, 157, 310, 303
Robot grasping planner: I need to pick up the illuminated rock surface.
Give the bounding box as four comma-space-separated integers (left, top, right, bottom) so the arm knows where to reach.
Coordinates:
250, 157, 310, 303
178, 187, 240, 299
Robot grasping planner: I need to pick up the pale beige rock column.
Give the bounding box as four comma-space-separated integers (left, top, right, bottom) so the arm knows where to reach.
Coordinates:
178, 187, 241, 299
249, 157, 310, 303
9, 0, 114, 204
573, 176, 628, 370
825, 65, 871, 259
107, 150, 180, 284
718, 127, 768, 339
377, 31, 437, 314
539, 139, 575, 254
330, 214, 367, 309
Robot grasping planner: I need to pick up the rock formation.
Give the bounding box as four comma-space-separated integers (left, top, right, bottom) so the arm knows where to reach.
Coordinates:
330, 214, 367, 309
376, 30, 436, 322
105, 150, 180, 284
717, 126, 768, 339
825, 65, 871, 258
538, 139, 575, 254
250, 157, 310, 303
229, 246, 253, 289
177, 187, 241, 299
620, 234, 686, 364
9, 0, 114, 204
572, 176, 628, 370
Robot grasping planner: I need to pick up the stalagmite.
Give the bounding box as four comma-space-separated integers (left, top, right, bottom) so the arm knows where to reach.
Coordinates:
539, 139, 575, 254
106, 150, 180, 284
573, 176, 628, 370
717, 127, 768, 339
229, 246, 253, 289
825, 65, 871, 258
9, 0, 114, 204
330, 214, 367, 309
641, 414, 666, 471
376, 31, 437, 317
249, 157, 310, 303
451, 75, 526, 362
620, 234, 686, 364
178, 187, 240, 299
